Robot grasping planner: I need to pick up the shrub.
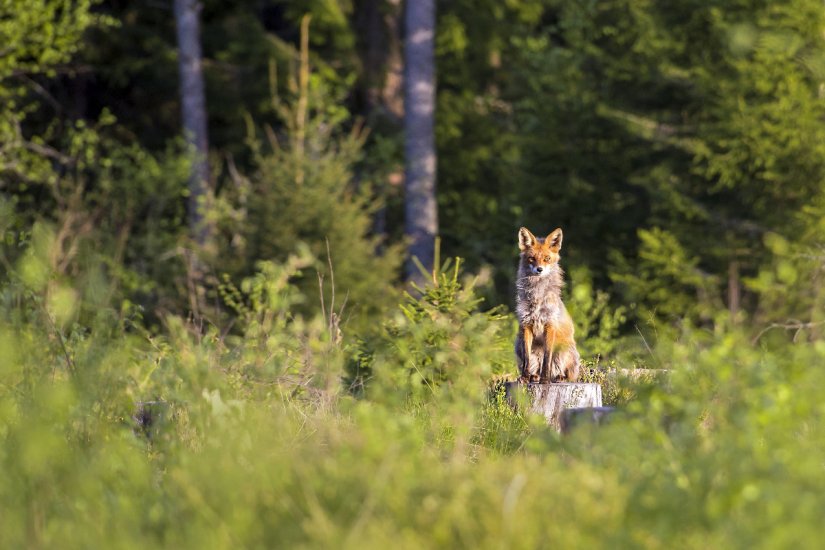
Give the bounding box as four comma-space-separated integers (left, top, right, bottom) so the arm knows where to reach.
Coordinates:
3, 246, 825, 548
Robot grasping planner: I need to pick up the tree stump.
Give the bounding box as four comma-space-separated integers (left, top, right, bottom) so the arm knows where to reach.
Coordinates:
504, 382, 603, 431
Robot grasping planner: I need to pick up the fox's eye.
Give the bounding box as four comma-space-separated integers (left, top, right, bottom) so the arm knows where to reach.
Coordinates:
528, 257, 535, 264
545, 256, 552, 262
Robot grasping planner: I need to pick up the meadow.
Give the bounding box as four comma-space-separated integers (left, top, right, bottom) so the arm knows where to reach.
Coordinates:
2, 245, 824, 548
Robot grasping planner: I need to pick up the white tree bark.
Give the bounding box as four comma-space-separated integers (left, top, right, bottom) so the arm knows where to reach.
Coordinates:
404, 0, 438, 281
174, 0, 210, 245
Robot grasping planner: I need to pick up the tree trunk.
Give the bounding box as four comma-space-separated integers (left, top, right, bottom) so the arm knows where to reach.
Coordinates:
728, 260, 740, 323
381, 1, 404, 120
504, 382, 603, 431
404, 0, 438, 281
355, 0, 404, 247
174, 0, 210, 246
356, 0, 404, 122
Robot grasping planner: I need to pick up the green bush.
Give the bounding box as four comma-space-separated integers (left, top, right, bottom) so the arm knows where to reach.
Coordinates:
3, 244, 825, 548
347, 258, 513, 403
227, 73, 402, 324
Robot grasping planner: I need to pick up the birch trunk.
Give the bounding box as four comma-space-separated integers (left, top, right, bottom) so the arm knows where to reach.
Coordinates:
174, 0, 210, 245
404, 0, 438, 281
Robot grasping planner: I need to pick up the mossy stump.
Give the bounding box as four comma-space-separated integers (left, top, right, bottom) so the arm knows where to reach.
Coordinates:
504, 382, 603, 431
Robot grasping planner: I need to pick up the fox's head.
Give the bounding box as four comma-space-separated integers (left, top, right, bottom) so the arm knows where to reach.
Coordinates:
517, 227, 563, 277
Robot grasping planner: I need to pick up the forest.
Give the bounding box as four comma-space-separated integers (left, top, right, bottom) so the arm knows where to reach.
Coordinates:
2, 0, 825, 547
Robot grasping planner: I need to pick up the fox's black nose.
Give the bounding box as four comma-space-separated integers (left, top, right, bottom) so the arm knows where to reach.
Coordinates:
535, 266, 543, 273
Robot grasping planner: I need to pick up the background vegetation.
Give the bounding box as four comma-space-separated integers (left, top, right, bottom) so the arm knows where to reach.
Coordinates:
2, 0, 825, 547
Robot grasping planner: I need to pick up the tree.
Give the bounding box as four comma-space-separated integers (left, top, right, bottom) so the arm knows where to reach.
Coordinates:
232, 16, 403, 323
433, 0, 546, 299
173, 0, 210, 246
0, 0, 98, 177
404, 0, 438, 281
355, 0, 404, 122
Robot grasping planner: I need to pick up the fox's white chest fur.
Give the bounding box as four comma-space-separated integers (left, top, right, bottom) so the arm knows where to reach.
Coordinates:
515, 265, 566, 333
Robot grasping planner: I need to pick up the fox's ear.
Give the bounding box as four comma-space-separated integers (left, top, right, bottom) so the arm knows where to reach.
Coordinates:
518, 227, 537, 251
546, 228, 563, 252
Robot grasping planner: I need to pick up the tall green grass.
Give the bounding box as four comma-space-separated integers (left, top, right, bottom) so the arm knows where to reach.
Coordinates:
2, 255, 824, 548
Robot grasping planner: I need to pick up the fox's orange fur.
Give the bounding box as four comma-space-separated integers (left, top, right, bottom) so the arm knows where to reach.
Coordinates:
515, 227, 581, 383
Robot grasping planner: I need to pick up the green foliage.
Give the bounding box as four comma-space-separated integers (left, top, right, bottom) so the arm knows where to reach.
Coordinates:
0, 0, 106, 172
566, 266, 628, 358
472, 384, 532, 454
216, 251, 347, 399
738, 171, 825, 344
611, 227, 722, 327
1, 0, 196, 325
4, 251, 825, 547
578, 361, 661, 407
452, 0, 825, 337
1, 115, 194, 323
5, 1, 825, 546
229, 72, 401, 321
0, 0, 107, 79
8, 0, 823, 351
349, 257, 513, 406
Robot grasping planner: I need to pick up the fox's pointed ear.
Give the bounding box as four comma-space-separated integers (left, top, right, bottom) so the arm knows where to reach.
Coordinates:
518, 227, 537, 251
547, 228, 563, 252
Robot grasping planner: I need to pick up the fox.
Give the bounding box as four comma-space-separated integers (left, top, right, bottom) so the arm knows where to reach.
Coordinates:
515, 227, 581, 383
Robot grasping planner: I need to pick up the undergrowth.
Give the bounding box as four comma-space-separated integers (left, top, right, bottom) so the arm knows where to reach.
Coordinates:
2, 251, 824, 548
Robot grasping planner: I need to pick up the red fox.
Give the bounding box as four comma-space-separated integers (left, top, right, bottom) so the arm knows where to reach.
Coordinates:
515, 227, 581, 383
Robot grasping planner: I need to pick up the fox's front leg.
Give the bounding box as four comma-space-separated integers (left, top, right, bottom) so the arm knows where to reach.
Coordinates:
540, 325, 558, 383
517, 325, 536, 383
